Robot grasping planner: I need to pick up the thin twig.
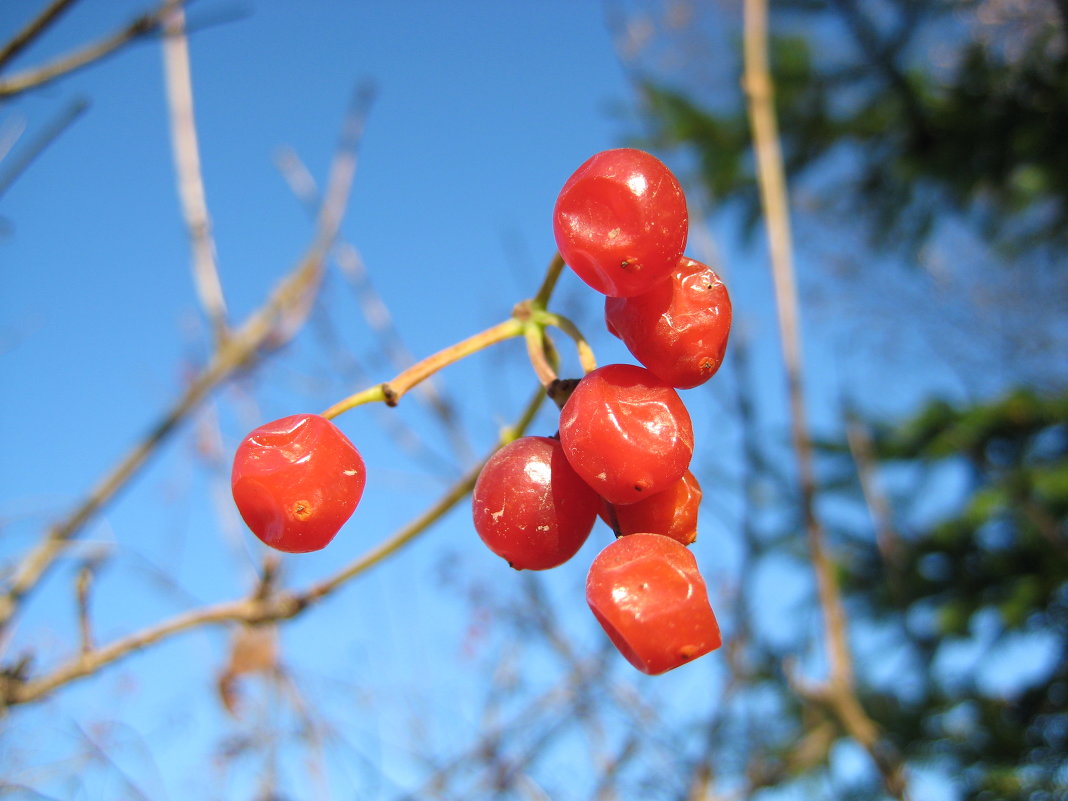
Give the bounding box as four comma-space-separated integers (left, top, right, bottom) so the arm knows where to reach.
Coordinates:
742, 0, 848, 683
0, 97, 88, 199
0, 0, 81, 70
75, 565, 93, 654
741, 0, 910, 798
162, 3, 229, 344
0, 0, 191, 98
844, 411, 901, 565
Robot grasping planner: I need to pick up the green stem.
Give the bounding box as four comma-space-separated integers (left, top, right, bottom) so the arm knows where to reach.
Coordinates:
532, 309, 597, 374
321, 253, 580, 421
524, 323, 558, 387
531, 252, 566, 310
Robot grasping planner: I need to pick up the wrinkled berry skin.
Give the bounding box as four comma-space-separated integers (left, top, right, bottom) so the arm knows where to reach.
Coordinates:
553, 148, 688, 298
559, 363, 694, 506
231, 414, 366, 553
600, 470, 702, 545
586, 533, 721, 675
472, 436, 600, 570
605, 258, 732, 389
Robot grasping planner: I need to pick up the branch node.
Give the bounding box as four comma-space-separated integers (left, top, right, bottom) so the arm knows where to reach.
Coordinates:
381, 382, 399, 407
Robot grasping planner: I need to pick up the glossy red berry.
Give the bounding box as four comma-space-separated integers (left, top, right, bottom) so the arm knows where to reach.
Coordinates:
586, 533, 721, 675
559, 363, 694, 506
600, 470, 702, 546
553, 148, 688, 298
231, 414, 365, 553
605, 257, 732, 389
472, 436, 600, 570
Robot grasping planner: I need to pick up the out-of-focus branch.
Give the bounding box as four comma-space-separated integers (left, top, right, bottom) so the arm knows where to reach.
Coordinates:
162, 3, 228, 344
0, 0, 191, 99
0, 0, 81, 70
0, 87, 366, 639
742, 0, 845, 682
844, 411, 901, 566
0, 97, 88, 198
741, 0, 910, 798
0, 385, 546, 709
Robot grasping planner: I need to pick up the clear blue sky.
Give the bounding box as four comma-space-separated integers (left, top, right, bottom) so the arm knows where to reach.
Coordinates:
1, 1, 1045, 798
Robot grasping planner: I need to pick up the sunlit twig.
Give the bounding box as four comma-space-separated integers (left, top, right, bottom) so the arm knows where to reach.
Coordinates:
162, 3, 229, 344
0, 0, 192, 98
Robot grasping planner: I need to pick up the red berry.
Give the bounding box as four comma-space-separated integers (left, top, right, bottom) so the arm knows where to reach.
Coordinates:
553, 148, 688, 298
586, 533, 721, 675
231, 414, 365, 553
559, 364, 694, 506
472, 436, 600, 570
605, 257, 732, 389
600, 470, 702, 546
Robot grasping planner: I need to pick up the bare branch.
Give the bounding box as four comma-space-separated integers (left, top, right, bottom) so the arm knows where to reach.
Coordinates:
742, 0, 849, 685
161, 3, 229, 344
0, 0, 81, 70
742, 0, 910, 797
0, 0, 190, 99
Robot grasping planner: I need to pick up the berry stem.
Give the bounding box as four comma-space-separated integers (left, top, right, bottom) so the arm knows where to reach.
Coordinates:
321, 253, 591, 419
524, 323, 558, 387
531, 251, 566, 310
321, 316, 526, 419
532, 309, 597, 375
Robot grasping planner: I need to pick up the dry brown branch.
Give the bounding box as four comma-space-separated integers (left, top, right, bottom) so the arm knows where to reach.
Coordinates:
0, 0, 191, 99
741, 0, 910, 797
0, 0, 81, 70
162, 3, 229, 344
0, 87, 366, 639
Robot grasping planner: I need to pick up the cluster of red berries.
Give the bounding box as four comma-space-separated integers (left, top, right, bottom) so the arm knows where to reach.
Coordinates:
473, 148, 732, 674
227, 147, 730, 676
